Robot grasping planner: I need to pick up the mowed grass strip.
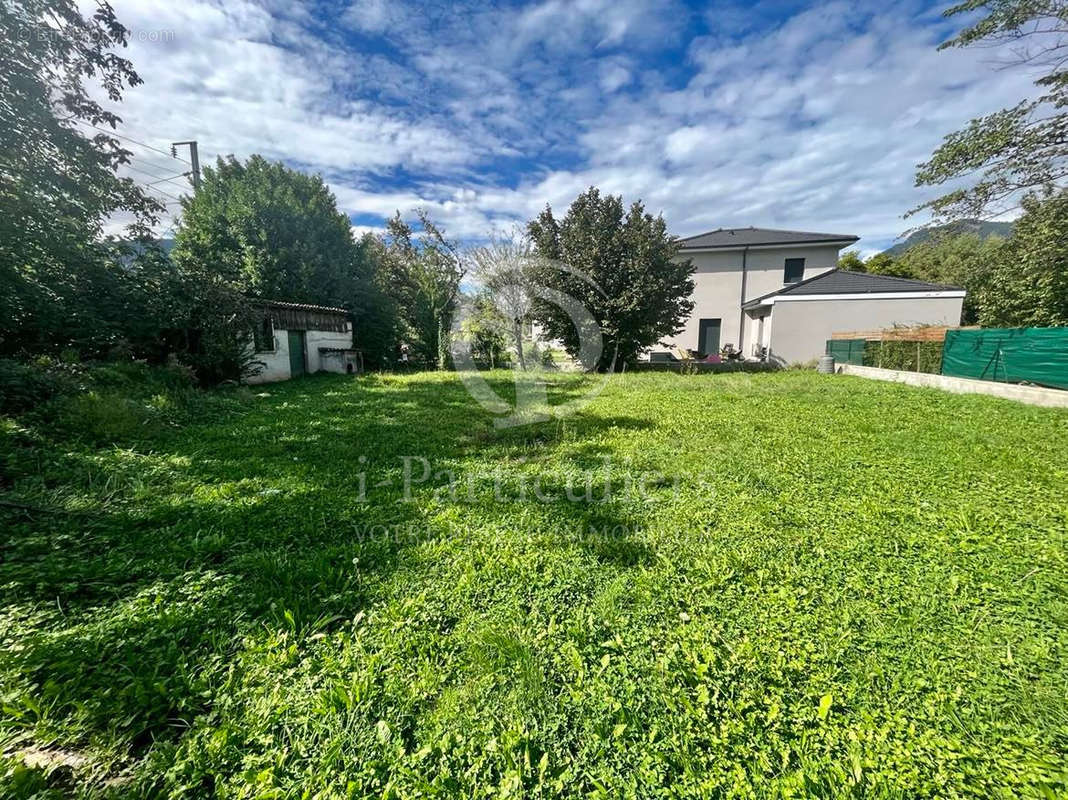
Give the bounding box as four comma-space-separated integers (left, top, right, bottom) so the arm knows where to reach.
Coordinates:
1, 371, 1066, 798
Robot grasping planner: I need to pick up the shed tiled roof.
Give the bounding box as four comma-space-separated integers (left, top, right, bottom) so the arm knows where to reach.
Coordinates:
252, 299, 349, 315
677, 227, 858, 250
743, 269, 963, 308
251, 299, 351, 333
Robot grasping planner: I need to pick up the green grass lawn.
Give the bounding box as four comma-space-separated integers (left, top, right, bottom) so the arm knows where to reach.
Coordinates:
2, 370, 1067, 798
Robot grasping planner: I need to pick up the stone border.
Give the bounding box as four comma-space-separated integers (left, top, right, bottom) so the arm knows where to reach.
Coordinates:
836, 364, 1068, 409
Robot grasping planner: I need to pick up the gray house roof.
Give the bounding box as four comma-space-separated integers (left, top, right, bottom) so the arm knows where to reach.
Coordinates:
677, 227, 859, 250
742, 269, 963, 309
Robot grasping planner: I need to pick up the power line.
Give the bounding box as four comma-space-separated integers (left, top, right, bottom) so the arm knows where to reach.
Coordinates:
81, 122, 191, 164
71, 122, 199, 240
171, 141, 200, 190
73, 121, 202, 195
146, 172, 191, 187
116, 162, 191, 213
144, 185, 182, 202
121, 170, 186, 201
123, 148, 193, 173
116, 156, 193, 196
155, 221, 179, 239
122, 162, 169, 181
122, 160, 187, 183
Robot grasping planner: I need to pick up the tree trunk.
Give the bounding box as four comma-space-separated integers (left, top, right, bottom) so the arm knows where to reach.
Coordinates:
435, 313, 452, 371
596, 338, 622, 373
513, 319, 526, 371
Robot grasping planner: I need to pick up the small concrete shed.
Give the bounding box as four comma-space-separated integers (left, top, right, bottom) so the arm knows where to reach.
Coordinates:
247, 300, 360, 383
741, 270, 966, 365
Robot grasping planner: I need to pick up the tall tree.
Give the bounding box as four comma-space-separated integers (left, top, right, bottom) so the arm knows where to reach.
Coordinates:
895, 233, 1007, 324
0, 0, 162, 353
865, 251, 919, 278
837, 233, 1015, 325
470, 234, 540, 370
527, 188, 694, 372
457, 291, 510, 369
839, 250, 919, 277
978, 189, 1068, 326
172, 156, 358, 307
837, 250, 867, 271
381, 211, 464, 369
170, 156, 380, 381
349, 233, 403, 370
913, 0, 1068, 221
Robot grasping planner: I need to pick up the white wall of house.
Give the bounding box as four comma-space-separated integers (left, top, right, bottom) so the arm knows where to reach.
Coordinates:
660, 244, 842, 354
250, 329, 292, 383
307, 329, 353, 372
767, 295, 965, 365
247, 324, 353, 384
746, 309, 773, 356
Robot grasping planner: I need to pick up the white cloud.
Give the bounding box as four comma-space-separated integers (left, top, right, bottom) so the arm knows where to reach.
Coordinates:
341, 0, 393, 33
351, 224, 386, 239
514, 0, 685, 51
102, 0, 1038, 248
598, 59, 633, 93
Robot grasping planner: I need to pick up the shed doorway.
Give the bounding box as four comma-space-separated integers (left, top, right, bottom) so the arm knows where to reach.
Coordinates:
288, 330, 306, 377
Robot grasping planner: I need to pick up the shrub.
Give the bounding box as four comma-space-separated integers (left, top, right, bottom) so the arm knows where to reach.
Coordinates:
2, 357, 248, 446
0, 358, 84, 414
49, 391, 152, 443
863, 340, 943, 374
86, 359, 196, 393
628, 360, 780, 375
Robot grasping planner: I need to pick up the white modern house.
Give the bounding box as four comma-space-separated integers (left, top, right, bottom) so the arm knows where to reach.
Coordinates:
247, 300, 361, 383
656, 227, 966, 365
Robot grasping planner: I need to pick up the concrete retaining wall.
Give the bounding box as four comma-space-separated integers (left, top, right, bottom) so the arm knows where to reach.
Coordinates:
837, 363, 1068, 408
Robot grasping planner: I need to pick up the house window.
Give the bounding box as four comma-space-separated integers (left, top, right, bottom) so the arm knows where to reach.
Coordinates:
784, 258, 805, 283
253, 316, 275, 352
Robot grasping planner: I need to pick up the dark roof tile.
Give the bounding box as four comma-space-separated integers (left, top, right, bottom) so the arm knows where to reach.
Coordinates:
677, 227, 858, 249
743, 269, 963, 307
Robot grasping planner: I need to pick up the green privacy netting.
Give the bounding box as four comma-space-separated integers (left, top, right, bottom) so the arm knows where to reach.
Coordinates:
825, 339, 866, 365
941, 328, 1068, 390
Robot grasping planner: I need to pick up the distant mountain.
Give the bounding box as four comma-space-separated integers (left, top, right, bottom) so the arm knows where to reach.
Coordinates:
884, 219, 1013, 256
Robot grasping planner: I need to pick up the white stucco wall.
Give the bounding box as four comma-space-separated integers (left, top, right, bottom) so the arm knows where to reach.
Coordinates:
307, 328, 354, 373
659, 244, 842, 354
746, 309, 773, 356
767, 295, 965, 365
248, 328, 292, 384
246, 324, 353, 384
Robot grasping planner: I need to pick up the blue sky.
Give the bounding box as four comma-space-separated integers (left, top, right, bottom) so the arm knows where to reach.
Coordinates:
101, 0, 1035, 254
